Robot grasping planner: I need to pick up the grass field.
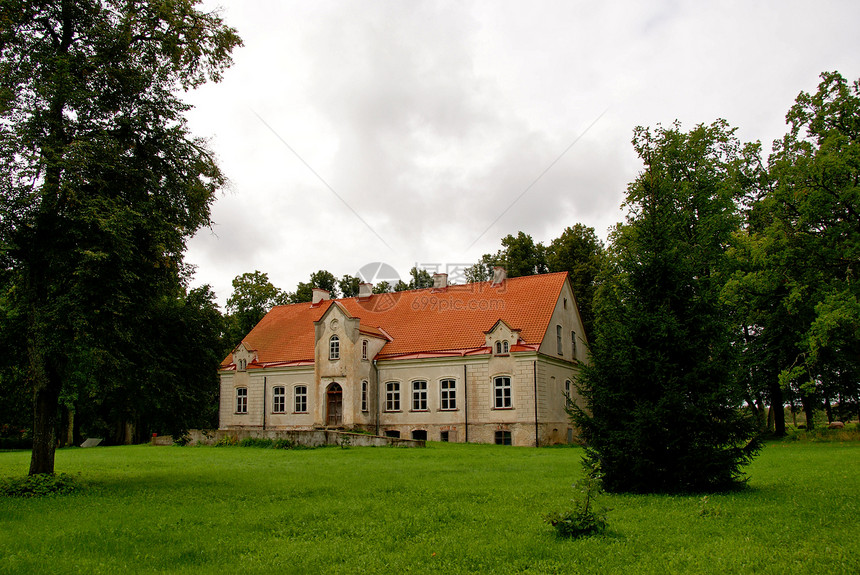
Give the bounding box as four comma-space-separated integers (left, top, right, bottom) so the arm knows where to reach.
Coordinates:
1, 441, 858, 574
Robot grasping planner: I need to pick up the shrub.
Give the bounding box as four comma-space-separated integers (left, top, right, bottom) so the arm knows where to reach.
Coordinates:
272, 439, 296, 450
238, 437, 273, 448
173, 434, 191, 446
214, 435, 238, 447
544, 466, 609, 539
0, 473, 79, 498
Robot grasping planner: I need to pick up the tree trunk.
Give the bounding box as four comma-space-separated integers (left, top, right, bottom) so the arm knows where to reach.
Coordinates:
66, 407, 75, 447
29, 380, 60, 475
769, 381, 786, 436
801, 396, 815, 430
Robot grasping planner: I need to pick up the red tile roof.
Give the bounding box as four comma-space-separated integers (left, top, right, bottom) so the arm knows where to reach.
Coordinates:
222, 272, 569, 368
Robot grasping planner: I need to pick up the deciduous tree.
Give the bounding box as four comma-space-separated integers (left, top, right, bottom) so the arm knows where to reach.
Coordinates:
225, 271, 288, 344
0, 0, 241, 474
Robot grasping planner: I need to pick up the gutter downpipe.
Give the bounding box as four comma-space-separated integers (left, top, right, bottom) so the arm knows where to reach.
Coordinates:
464, 363, 469, 443
533, 361, 539, 447
374, 360, 380, 436
263, 376, 267, 431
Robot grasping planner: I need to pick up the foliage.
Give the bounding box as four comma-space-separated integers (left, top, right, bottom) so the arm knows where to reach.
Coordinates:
725, 71, 860, 431
0, 0, 241, 474
545, 224, 605, 338
0, 473, 78, 498
289, 270, 339, 303
372, 281, 392, 294
407, 266, 434, 289
225, 271, 289, 344
543, 465, 609, 538
213, 435, 238, 447
466, 227, 604, 338
238, 437, 274, 448
573, 120, 762, 493
783, 422, 860, 443
339, 274, 361, 298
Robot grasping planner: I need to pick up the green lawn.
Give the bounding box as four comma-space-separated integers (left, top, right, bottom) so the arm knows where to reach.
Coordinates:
1, 441, 858, 574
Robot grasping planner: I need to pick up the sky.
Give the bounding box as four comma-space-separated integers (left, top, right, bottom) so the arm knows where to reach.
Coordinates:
182, 0, 860, 307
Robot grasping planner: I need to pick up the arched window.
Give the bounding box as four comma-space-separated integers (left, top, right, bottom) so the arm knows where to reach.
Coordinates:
503, 341, 509, 353
495, 341, 502, 354
329, 335, 340, 360
361, 380, 369, 412
362, 339, 368, 360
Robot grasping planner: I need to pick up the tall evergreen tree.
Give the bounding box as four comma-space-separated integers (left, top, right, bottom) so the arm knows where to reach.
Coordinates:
573, 121, 760, 493
0, 1, 241, 474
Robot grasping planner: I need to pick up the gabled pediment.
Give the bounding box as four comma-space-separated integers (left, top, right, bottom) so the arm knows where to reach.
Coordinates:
484, 319, 521, 352
231, 341, 258, 371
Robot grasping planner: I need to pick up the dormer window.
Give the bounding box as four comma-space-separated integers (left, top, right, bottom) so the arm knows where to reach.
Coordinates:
495, 341, 502, 354
237, 358, 247, 371
329, 335, 340, 360
503, 341, 509, 353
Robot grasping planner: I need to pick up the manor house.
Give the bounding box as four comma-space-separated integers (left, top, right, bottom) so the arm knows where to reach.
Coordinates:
219, 269, 586, 445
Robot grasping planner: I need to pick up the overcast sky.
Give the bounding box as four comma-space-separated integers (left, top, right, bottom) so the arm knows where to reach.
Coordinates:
182, 0, 860, 307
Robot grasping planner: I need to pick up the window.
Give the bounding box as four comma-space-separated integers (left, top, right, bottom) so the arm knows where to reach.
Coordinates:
235, 388, 247, 414
571, 331, 577, 356
412, 430, 428, 441
237, 358, 247, 371
564, 379, 573, 408
495, 430, 512, 445
440, 431, 450, 442
385, 382, 400, 411
495, 341, 502, 354
272, 386, 285, 413
412, 380, 428, 411
329, 335, 340, 360
362, 339, 368, 360
494, 376, 512, 409
563, 298, 568, 309
361, 380, 369, 412
440, 379, 457, 410
384, 430, 401, 439
503, 340, 509, 353
294, 385, 308, 413
556, 325, 563, 355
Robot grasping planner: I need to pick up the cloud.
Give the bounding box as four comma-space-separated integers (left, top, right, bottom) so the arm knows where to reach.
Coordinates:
184, 0, 860, 306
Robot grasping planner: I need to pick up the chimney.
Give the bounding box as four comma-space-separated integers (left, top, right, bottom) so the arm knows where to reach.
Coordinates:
432, 273, 448, 289
491, 266, 507, 286
312, 288, 331, 305
359, 282, 373, 298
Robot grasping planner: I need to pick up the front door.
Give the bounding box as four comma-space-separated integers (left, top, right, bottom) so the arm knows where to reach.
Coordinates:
326, 383, 343, 426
